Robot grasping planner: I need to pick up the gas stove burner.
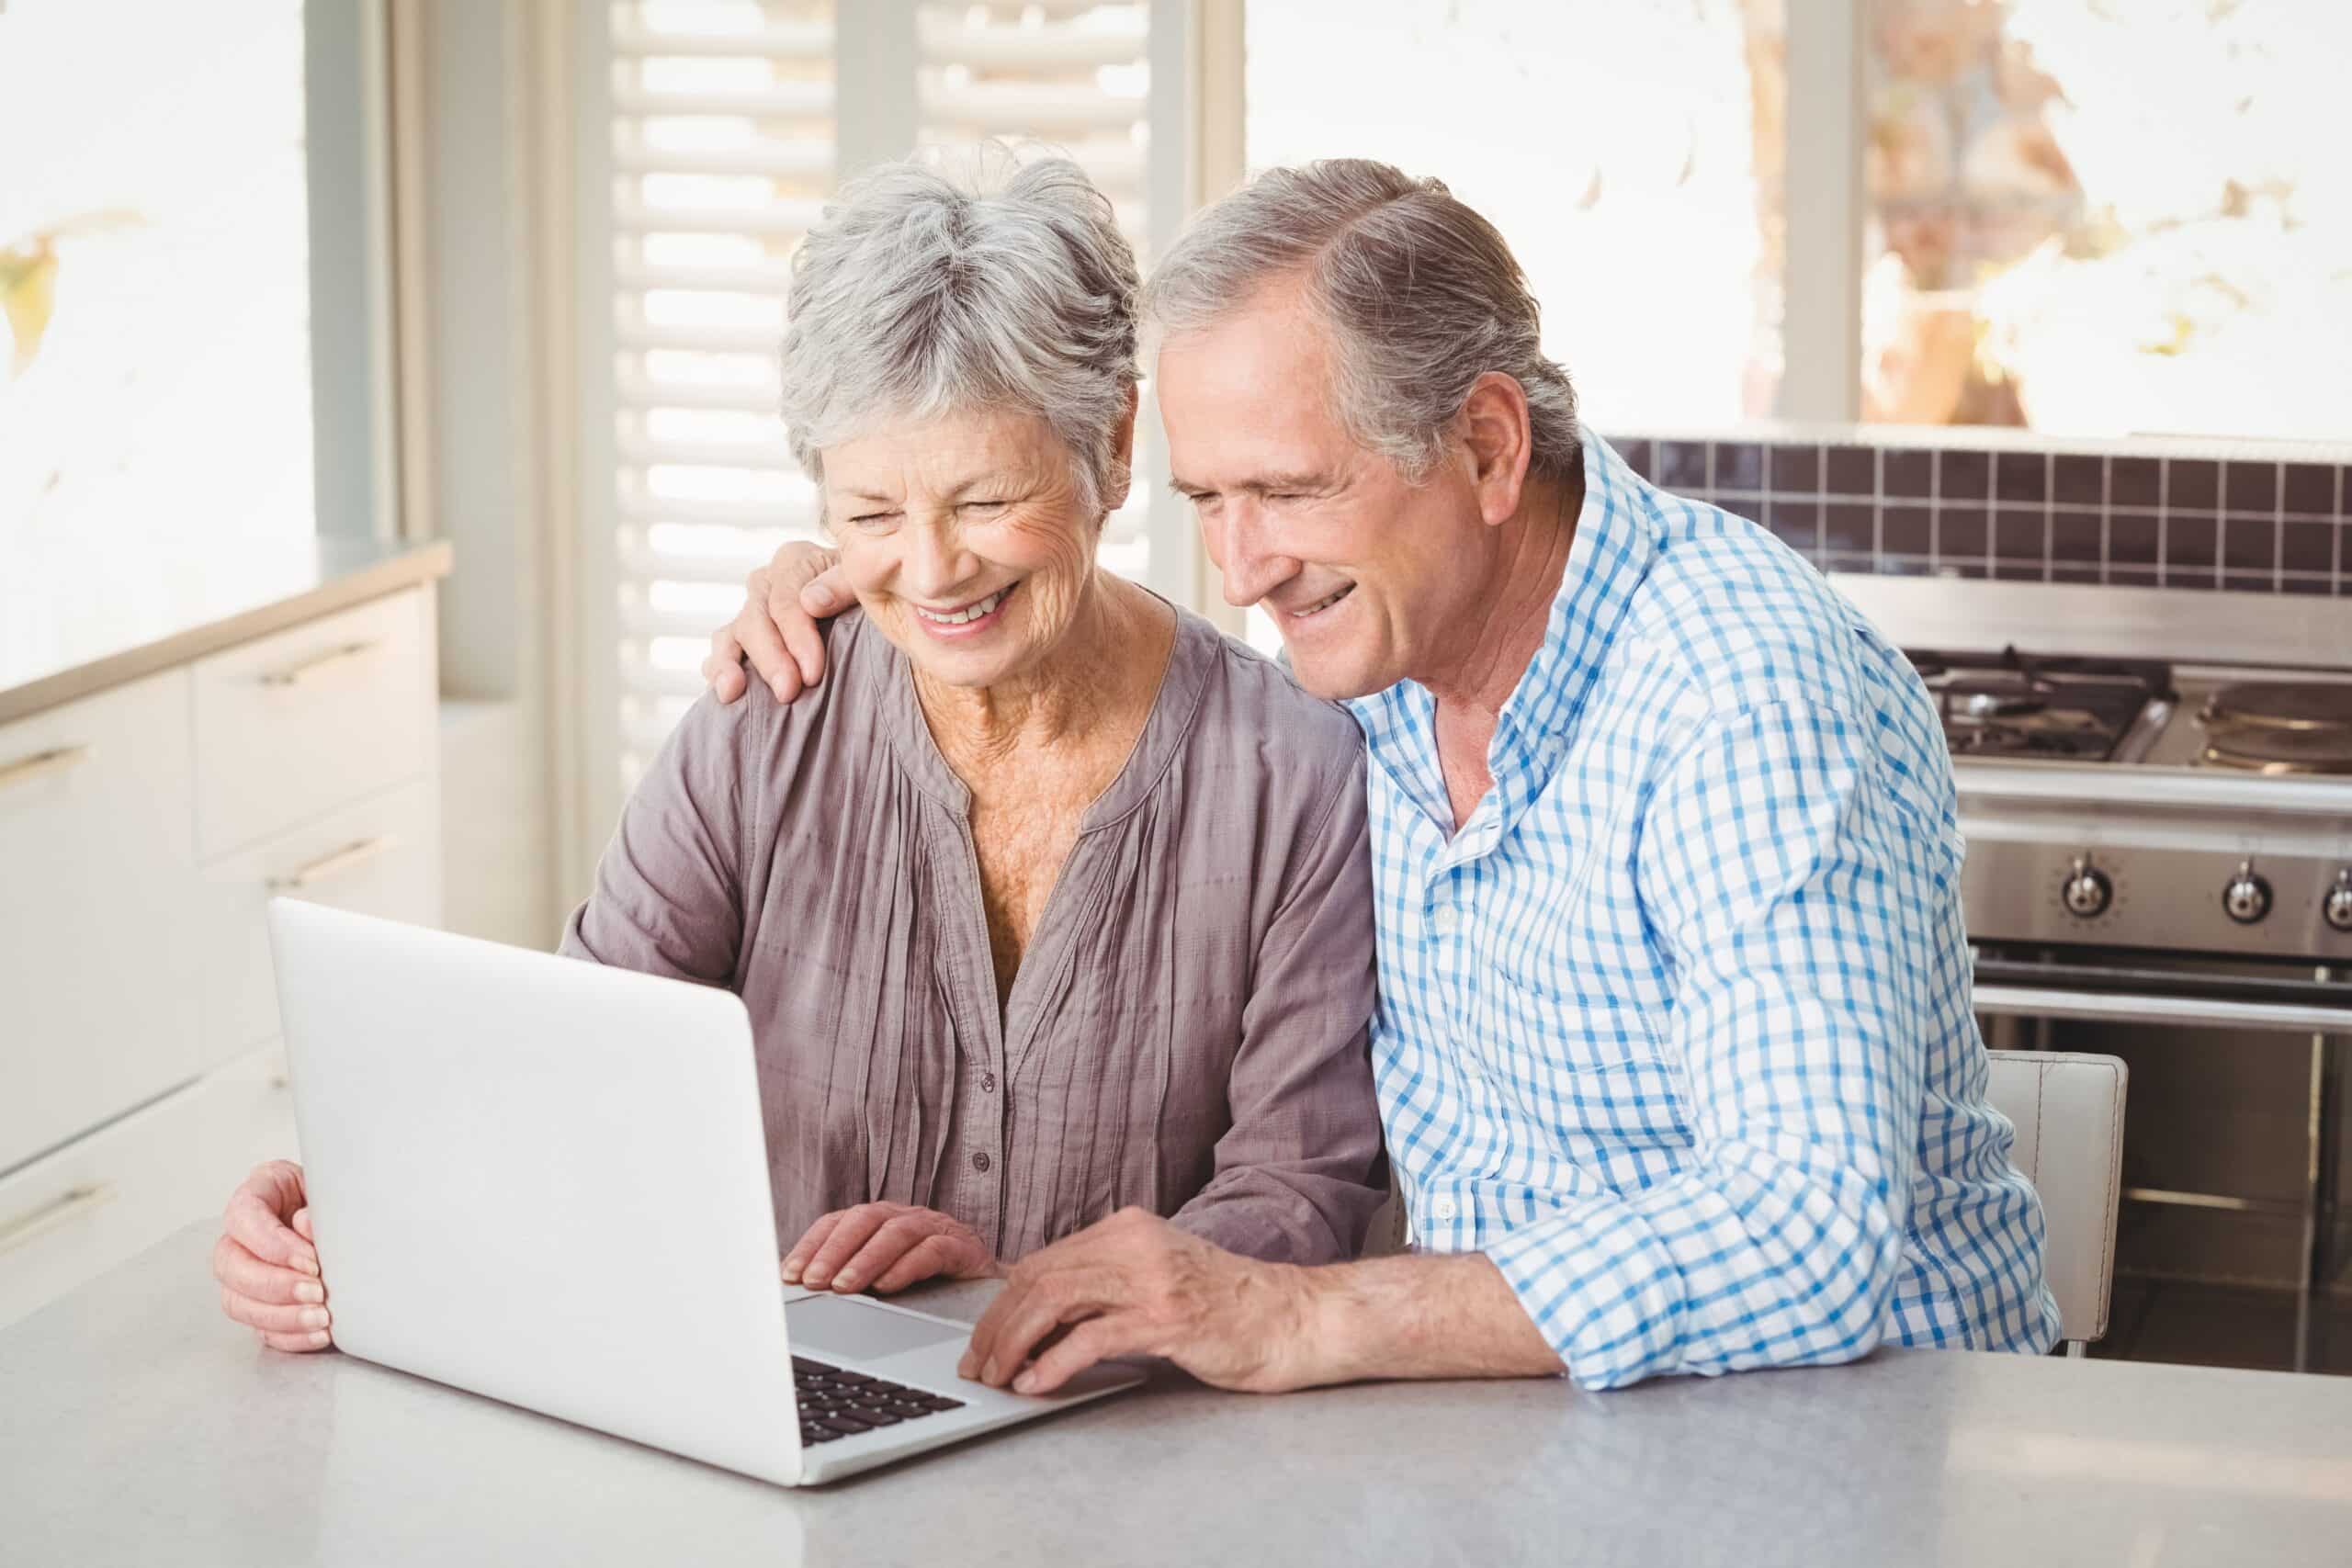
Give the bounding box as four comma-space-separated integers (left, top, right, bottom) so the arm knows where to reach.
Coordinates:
1951, 721, 2041, 755
1941, 647, 2352, 969
1945, 707, 2111, 755
1949, 682, 2047, 721
2200, 724, 2352, 775
1907, 645, 2175, 765
2202, 682, 2352, 734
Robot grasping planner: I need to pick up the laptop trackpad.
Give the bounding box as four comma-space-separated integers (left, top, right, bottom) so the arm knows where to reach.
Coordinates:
788, 1295, 967, 1361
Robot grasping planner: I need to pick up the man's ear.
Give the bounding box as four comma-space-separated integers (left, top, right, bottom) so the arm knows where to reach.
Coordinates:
1458, 372, 1534, 527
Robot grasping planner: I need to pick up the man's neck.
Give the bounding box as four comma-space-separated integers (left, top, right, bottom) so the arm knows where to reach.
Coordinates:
1418, 472, 1582, 725
1409, 470, 1580, 833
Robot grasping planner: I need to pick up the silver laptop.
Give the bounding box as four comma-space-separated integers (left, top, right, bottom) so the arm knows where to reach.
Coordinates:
266, 899, 1142, 1486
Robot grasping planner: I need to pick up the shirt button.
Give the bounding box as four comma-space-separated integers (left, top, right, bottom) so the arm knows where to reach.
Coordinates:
1431, 906, 1460, 937
1432, 1197, 1458, 1222
972, 1152, 991, 1173
980, 1072, 996, 1093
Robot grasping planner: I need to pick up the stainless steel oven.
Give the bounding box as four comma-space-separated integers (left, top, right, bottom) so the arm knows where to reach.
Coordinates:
1837, 576, 2352, 1372
1974, 953, 2349, 1370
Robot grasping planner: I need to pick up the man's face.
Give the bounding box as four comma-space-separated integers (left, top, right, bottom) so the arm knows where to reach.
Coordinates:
1157, 280, 1489, 702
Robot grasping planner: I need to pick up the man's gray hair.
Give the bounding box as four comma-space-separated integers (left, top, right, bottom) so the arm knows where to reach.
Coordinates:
777, 150, 1140, 513
1143, 159, 1581, 486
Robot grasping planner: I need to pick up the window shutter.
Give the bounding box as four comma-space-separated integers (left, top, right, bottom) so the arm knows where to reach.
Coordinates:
915, 2, 1160, 586
596, 1, 1175, 791
604, 1, 833, 779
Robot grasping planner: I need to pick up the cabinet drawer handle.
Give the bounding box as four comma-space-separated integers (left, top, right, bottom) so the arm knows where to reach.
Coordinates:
258, 639, 379, 687
0, 1182, 119, 1255
0, 743, 94, 793
269, 834, 399, 893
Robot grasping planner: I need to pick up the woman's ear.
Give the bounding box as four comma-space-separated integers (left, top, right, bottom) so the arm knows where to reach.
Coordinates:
809, 465, 835, 540
1098, 384, 1142, 513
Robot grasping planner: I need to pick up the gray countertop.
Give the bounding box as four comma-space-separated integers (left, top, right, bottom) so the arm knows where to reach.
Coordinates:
0, 532, 453, 726
4, 1224, 2349, 1567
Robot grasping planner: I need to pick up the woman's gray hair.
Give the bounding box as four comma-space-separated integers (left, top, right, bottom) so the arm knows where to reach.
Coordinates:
1142, 159, 1581, 487
778, 149, 1140, 513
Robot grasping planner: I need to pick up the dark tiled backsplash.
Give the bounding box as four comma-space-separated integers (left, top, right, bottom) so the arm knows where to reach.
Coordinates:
1612, 436, 2349, 595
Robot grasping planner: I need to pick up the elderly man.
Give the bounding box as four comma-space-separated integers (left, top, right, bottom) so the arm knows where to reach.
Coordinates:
707, 159, 2059, 1392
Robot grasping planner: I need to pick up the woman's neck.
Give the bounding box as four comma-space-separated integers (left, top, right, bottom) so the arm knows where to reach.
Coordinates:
913, 570, 1176, 781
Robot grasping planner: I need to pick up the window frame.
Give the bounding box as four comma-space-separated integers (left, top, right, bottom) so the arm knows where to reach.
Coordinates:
566, 1, 1223, 879
1170, 1, 1869, 606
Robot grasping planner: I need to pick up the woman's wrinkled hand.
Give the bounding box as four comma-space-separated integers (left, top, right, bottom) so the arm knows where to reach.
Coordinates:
211, 1160, 334, 1353
702, 541, 854, 705
781, 1202, 1001, 1295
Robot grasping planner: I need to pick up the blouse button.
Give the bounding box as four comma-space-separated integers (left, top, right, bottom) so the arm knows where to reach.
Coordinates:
980, 1072, 997, 1093
972, 1152, 992, 1173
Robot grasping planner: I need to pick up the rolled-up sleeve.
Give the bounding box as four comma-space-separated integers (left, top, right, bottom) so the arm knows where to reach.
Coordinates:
1485, 701, 1934, 1388
1170, 754, 1388, 1265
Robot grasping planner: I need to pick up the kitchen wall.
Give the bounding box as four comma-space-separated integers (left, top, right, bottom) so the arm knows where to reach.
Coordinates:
1611, 433, 2352, 595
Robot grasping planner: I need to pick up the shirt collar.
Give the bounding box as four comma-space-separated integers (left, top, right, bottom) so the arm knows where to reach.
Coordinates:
1349, 432, 1664, 840
1494, 431, 1662, 775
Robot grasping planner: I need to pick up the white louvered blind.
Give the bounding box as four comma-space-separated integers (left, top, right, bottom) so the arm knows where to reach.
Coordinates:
599, 0, 1171, 792
915, 0, 1159, 589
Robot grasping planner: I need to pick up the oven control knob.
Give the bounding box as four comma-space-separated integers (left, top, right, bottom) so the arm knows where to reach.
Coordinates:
2061, 857, 2112, 919
2326, 872, 2352, 933
2222, 862, 2272, 925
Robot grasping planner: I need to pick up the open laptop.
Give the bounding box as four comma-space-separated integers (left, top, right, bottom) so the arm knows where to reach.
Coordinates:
266, 900, 1143, 1486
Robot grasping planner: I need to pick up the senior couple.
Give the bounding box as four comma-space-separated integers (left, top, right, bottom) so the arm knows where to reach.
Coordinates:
214, 152, 2059, 1391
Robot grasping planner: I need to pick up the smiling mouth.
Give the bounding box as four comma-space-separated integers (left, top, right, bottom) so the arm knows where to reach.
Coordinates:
1284, 582, 1354, 620
912, 582, 1017, 626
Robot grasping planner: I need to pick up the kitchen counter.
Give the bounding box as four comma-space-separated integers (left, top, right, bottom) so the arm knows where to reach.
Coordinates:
0, 532, 453, 725
4, 1224, 2348, 1567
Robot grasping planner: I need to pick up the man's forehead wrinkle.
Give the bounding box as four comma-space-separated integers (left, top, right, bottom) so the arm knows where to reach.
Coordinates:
1159, 282, 1363, 499
1170, 446, 1337, 492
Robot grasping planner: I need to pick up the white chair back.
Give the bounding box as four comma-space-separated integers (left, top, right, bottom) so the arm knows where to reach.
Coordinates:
1984, 1049, 2129, 1349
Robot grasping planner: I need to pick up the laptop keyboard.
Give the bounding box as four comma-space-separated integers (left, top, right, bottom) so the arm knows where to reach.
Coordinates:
793, 1355, 967, 1446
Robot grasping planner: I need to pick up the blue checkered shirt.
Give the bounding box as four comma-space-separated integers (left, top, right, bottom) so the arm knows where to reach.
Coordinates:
1351, 434, 2060, 1389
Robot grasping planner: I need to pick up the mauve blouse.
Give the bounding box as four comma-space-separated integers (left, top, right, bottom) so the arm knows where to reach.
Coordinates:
559, 606, 1387, 1266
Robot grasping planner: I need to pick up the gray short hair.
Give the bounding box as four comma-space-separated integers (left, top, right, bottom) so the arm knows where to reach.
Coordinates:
778, 150, 1140, 513
1143, 159, 1581, 487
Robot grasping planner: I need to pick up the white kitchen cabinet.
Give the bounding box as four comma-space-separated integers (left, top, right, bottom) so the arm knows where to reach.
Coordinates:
0, 1039, 298, 1330
198, 778, 440, 1066
0, 669, 204, 1176
192, 590, 435, 860
0, 578, 441, 1325
191, 1041, 303, 1201
0, 1069, 207, 1330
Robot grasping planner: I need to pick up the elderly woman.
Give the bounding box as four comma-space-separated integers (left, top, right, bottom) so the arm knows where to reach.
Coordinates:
207, 155, 1385, 1352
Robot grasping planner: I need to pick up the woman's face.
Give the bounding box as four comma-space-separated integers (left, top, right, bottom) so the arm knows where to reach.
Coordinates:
820, 406, 1123, 690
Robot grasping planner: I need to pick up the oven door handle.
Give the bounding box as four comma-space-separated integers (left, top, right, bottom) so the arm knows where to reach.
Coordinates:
1972, 983, 2352, 1034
